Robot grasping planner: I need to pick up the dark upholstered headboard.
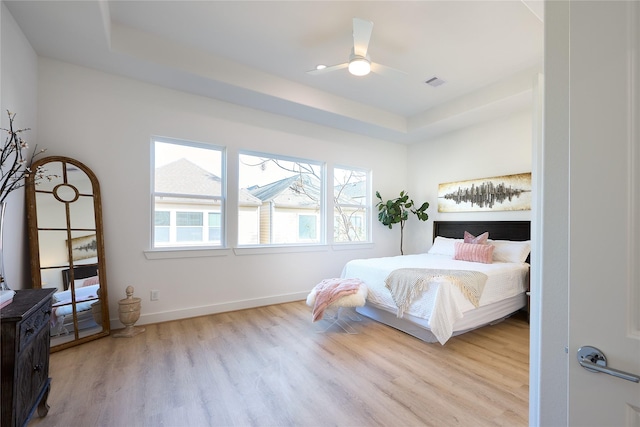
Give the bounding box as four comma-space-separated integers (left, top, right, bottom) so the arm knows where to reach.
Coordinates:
433, 221, 531, 264
61, 264, 99, 291
433, 221, 531, 242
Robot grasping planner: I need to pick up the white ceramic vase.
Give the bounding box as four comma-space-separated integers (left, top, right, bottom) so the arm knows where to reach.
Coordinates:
0, 202, 8, 291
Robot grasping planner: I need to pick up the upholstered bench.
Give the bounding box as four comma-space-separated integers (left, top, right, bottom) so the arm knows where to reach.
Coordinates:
306, 278, 368, 334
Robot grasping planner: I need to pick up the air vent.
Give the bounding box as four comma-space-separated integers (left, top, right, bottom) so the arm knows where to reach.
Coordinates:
425, 76, 446, 87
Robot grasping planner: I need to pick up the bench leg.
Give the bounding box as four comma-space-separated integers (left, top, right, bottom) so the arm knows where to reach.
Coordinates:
316, 307, 362, 334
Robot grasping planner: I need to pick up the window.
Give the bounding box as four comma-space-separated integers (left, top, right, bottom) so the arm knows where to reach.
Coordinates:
208, 213, 221, 242
333, 167, 370, 242
176, 211, 203, 242
298, 214, 318, 240
152, 138, 225, 248
154, 211, 170, 243
238, 152, 324, 245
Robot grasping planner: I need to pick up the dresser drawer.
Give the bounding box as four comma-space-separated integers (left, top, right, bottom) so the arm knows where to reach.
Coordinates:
19, 304, 51, 352
15, 328, 50, 424
1, 289, 55, 427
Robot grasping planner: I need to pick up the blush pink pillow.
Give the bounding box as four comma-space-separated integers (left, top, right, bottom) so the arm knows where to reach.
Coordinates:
464, 231, 489, 244
454, 242, 494, 264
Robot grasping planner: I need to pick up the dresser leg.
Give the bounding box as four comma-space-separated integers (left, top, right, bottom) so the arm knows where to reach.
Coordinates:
37, 381, 50, 417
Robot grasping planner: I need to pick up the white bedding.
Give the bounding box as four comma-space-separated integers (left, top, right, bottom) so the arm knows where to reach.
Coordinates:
341, 253, 529, 344
51, 284, 100, 335
52, 284, 100, 314
52, 299, 96, 318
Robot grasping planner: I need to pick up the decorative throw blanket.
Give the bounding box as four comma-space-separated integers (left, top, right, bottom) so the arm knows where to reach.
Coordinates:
310, 278, 363, 322
384, 268, 488, 318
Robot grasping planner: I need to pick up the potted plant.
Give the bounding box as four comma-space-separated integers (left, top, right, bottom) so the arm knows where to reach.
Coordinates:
375, 190, 429, 255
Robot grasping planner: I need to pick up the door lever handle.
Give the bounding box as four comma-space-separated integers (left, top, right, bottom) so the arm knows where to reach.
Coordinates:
577, 346, 640, 383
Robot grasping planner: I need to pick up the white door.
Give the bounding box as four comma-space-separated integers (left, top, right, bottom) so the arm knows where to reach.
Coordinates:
568, 1, 640, 425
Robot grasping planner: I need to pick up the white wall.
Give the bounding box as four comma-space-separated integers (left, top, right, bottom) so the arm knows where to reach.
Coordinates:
36, 58, 408, 327
0, 2, 38, 290
404, 109, 533, 254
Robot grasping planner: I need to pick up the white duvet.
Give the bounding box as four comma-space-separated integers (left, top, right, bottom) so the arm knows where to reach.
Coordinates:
341, 253, 529, 343
52, 284, 100, 318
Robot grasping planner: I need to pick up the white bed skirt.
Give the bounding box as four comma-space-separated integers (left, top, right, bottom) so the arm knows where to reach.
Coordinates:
355, 292, 527, 343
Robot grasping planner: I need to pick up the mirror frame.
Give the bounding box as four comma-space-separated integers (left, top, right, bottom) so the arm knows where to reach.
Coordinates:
26, 156, 110, 352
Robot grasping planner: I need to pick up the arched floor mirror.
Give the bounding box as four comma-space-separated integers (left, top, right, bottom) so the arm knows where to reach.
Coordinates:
26, 156, 110, 352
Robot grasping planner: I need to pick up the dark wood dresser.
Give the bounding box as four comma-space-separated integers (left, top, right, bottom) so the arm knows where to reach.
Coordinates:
1, 288, 56, 427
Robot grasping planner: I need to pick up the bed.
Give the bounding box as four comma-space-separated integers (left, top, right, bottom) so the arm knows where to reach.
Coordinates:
61, 264, 99, 290
341, 221, 530, 344
51, 265, 101, 336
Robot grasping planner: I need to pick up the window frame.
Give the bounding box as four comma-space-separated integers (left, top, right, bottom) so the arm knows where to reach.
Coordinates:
150, 136, 226, 250
237, 150, 326, 248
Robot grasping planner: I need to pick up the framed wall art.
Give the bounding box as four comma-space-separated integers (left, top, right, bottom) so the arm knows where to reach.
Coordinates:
67, 234, 98, 261
438, 172, 531, 213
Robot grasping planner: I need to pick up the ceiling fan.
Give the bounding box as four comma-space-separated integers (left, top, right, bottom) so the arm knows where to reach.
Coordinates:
307, 18, 407, 78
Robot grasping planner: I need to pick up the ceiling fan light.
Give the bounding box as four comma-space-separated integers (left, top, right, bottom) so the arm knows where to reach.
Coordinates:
348, 58, 370, 76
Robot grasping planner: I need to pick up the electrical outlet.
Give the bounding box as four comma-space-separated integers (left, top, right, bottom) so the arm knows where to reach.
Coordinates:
150, 290, 159, 301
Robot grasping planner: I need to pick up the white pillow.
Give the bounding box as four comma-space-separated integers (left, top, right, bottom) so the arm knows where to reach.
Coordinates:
489, 240, 531, 263
427, 236, 460, 257
76, 275, 99, 288
53, 284, 100, 303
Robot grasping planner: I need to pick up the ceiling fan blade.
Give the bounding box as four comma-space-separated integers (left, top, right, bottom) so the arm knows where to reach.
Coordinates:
371, 62, 408, 78
352, 18, 373, 57
307, 62, 348, 75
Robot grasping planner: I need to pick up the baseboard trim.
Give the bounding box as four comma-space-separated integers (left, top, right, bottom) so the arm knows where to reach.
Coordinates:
108, 291, 309, 329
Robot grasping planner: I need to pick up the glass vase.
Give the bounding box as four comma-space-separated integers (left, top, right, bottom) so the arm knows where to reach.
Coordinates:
0, 202, 9, 291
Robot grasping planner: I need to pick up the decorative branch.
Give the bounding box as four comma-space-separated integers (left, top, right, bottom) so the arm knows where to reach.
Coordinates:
0, 110, 53, 204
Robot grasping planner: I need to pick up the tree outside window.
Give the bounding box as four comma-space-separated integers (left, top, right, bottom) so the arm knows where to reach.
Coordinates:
334, 167, 369, 242
238, 152, 323, 245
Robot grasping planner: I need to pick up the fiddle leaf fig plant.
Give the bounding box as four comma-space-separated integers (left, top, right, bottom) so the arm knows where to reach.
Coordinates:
375, 190, 429, 255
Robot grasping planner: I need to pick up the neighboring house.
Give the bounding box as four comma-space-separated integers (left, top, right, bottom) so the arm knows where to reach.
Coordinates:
247, 174, 321, 244
155, 160, 366, 246
246, 174, 367, 244
154, 159, 261, 246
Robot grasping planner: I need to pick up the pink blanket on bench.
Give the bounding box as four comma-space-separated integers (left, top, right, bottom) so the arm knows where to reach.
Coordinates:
311, 278, 362, 322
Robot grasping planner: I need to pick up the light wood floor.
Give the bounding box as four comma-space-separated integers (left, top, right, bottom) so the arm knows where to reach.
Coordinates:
30, 301, 529, 427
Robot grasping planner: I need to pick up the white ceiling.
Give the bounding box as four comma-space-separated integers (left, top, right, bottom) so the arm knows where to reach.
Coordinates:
4, 0, 543, 144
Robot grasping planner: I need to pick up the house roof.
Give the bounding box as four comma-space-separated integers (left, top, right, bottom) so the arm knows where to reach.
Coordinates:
249, 175, 321, 208
336, 181, 367, 204
156, 160, 363, 207
249, 174, 363, 207
156, 158, 260, 205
